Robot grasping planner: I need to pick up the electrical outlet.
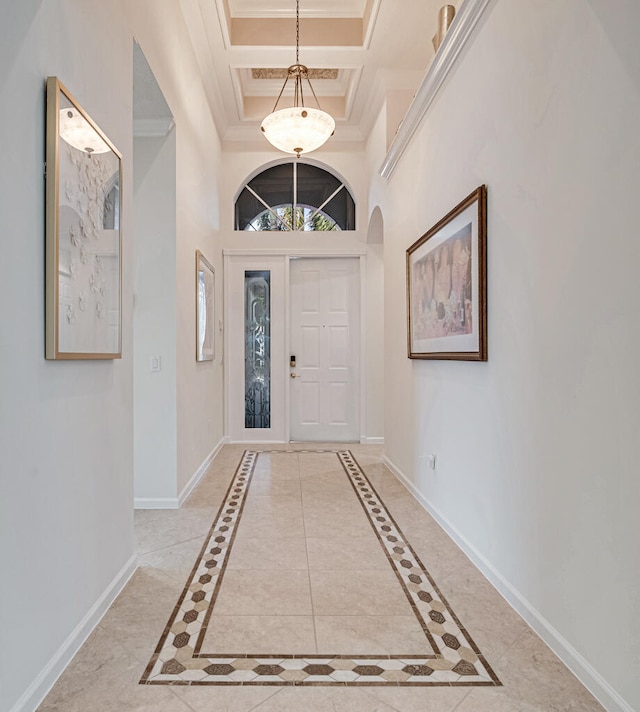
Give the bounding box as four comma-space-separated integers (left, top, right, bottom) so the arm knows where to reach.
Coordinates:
150, 355, 161, 372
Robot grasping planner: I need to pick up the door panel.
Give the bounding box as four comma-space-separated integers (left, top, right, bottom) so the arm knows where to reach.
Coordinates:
301, 381, 321, 424
301, 327, 320, 367
329, 382, 348, 424
328, 326, 348, 368
302, 270, 320, 311
329, 269, 349, 311
290, 258, 359, 442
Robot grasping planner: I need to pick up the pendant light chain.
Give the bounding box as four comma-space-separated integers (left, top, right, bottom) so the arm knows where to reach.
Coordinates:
296, 0, 300, 65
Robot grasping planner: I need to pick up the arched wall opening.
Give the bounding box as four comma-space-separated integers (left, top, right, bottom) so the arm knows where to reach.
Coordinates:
220, 149, 369, 251
364, 205, 385, 441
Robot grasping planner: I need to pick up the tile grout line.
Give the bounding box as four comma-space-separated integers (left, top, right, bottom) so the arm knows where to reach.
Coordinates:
247, 686, 285, 711
137, 533, 213, 558
450, 687, 475, 712
491, 619, 532, 667
361, 688, 403, 712
299, 451, 321, 655
168, 686, 199, 712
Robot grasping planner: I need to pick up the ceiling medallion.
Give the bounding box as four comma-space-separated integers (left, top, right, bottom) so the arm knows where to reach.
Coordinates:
260, 0, 335, 157
252, 68, 339, 81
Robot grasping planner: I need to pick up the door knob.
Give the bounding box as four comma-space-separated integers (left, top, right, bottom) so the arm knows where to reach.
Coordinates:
290, 373, 297, 378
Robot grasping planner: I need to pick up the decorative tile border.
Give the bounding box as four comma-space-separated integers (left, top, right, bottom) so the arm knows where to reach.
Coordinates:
140, 450, 501, 687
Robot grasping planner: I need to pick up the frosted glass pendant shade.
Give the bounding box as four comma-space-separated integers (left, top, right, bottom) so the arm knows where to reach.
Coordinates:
261, 106, 335, 157
59, 107, 110, 154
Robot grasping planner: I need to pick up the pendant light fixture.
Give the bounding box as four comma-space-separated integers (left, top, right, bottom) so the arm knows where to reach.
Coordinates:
260, 0, 335, 157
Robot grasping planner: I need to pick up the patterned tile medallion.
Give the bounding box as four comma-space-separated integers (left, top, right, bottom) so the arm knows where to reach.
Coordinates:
140, 450, 501, 687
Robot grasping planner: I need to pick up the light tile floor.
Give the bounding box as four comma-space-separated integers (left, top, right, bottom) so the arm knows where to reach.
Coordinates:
37, 444, 606, 711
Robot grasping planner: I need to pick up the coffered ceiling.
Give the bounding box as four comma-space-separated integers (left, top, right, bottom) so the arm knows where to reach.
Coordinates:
178, 0, 453, 151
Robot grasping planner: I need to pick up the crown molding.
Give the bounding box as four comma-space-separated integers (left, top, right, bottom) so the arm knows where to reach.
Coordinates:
379, 0, 495, 180
178, 0, 231, 136
227, 0, 367, 19
362, 0, 382, 50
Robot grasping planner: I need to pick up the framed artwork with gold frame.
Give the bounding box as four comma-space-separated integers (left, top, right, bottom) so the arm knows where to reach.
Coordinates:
45, 76, 122, 359
407, 185, 487, 360
196, 250, 215, 362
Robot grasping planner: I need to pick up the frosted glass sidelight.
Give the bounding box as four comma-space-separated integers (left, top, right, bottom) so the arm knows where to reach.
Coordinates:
244, 271, 271, 428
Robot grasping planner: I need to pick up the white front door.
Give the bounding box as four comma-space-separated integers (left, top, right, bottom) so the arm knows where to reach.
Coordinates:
289, 258, 360, 442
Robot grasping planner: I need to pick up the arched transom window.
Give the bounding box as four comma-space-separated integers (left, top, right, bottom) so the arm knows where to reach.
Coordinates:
235, 162, 355, 231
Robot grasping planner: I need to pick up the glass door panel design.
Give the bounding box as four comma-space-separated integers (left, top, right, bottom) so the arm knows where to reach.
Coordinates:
244, 271, 271, 429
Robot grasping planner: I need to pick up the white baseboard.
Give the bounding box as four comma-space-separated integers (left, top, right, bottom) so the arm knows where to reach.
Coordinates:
382, 455, 633, 712
134, 437, 227, 510
9, 555, 137, 712
178, 436, 226, 507
227, 439, 287, 445
360, 436, 384, 445
133, 496, 180, 509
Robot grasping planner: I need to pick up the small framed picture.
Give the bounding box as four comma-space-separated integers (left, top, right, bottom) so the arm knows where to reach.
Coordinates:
407, 185, 487, 360
45, 77, 122, 359
196, 250, 215, 361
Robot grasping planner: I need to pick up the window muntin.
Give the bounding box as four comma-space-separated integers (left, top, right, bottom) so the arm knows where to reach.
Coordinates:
246, 205, 339, 232
235, 162, 355, 231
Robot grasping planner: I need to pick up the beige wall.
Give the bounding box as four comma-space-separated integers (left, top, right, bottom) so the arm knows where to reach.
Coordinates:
133, 132, 178, 502
6, 1, 639, 710
0, 2, 225, 709
128, 2, 225, 497
0, 3, 134, 710
373, 2, 640, 710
